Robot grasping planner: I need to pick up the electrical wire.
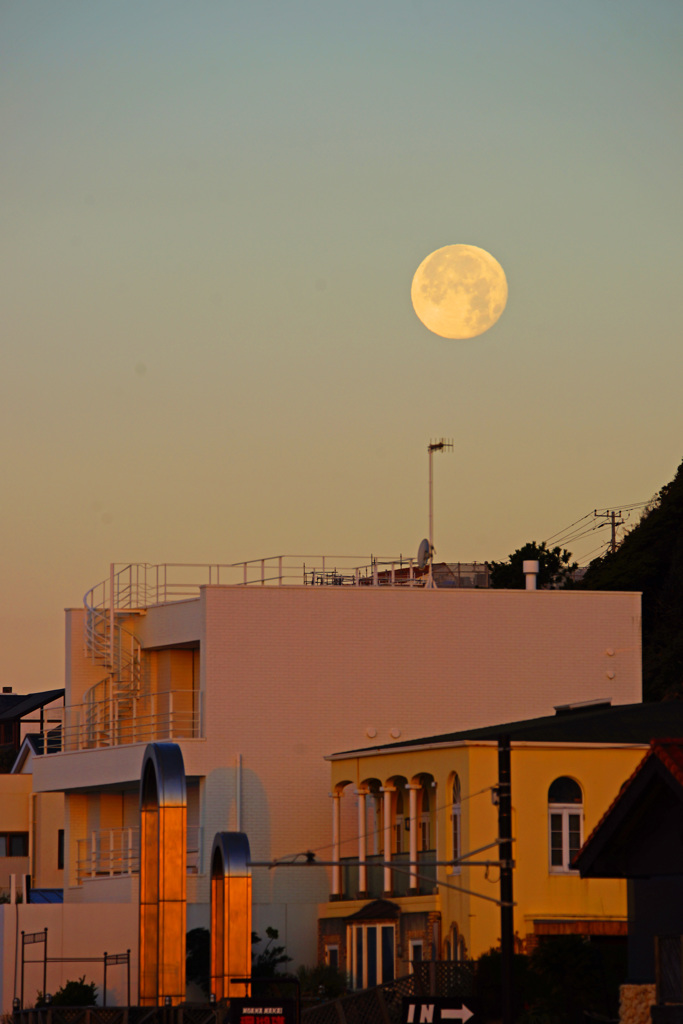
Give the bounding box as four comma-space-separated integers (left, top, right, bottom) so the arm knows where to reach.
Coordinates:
267, 781, 496, 863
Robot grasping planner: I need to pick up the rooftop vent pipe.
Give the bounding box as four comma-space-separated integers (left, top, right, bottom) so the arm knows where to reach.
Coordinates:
523, 560, 539, 591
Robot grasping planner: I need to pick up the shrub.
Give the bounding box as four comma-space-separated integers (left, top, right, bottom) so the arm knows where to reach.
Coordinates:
36, 976, 98, 1007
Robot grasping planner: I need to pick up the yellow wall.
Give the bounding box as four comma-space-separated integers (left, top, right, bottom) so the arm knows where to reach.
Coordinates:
32, 792, 65, 889
328, 740, 646, 958
0, 776, 32, 889
0, 775, 65, 891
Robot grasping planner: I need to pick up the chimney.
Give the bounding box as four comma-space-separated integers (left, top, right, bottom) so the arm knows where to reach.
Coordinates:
523, 560, 539, 591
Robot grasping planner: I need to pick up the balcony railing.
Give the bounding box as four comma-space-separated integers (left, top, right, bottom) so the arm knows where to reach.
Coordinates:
76, 826, 202, 884
51, 689, 201, 752
341, 851, 437, 899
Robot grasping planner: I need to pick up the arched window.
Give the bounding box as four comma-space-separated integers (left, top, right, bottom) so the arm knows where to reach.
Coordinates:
548, 776, 583, 872
451, 774, 461, 872
416, 775, 436, 852
363, 780, 382, 855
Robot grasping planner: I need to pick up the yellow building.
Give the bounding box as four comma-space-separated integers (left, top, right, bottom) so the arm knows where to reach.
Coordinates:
318, 701, 683, 987
1, 737, 65, 896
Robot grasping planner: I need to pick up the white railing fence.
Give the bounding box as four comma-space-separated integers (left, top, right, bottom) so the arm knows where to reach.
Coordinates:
84, 556, 431, 617
76, 826, 202, 884
52, 689, 200, 753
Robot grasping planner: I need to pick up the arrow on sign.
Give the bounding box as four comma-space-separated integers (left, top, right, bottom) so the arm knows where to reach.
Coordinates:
442, 1007, 474, 1022
405, 1003, 474, 1024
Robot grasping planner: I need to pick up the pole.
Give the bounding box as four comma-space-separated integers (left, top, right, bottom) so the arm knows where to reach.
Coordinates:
109, 563, 115, 671
498, 735, 514, 1024
428, 445, 434, 583
427, 439, 453, 585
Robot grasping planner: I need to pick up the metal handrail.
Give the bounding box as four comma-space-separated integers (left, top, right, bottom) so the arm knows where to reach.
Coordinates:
83, 556, 426, 619
52, 689, 201, 752
76, 825, 202, 884
77, 558, 489, 733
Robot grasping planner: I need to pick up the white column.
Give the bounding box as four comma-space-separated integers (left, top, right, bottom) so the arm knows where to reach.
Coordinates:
331, 791, 341, 897
381, 787, 394, 894
357, 789, 367, 895
408, 784, 420, 891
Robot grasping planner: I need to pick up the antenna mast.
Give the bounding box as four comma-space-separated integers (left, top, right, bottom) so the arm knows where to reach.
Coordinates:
428, 438, 453, 585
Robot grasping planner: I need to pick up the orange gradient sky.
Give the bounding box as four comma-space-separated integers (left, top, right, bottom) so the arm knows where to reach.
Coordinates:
2, 2, 683, 692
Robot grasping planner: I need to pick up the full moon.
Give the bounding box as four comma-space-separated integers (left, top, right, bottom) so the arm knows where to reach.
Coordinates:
411, 244, 508, 339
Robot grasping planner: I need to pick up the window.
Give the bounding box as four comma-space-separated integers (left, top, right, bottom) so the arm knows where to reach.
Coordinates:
408, 939, 424, 972
57, 830, 65, 870
325, 944, 339, 970
451, 774, 461, 872
548, 777, 583, 872
0, 833, 29, 857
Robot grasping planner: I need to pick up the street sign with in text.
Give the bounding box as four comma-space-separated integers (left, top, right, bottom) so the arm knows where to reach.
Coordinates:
403, 998, 475, 1024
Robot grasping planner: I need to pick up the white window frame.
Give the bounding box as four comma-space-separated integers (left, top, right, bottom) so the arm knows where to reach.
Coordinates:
548, 804, 583, 873
347, 923, 396, 990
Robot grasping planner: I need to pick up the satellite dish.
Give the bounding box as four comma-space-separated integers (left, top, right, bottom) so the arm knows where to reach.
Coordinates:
417, 538, 431, 570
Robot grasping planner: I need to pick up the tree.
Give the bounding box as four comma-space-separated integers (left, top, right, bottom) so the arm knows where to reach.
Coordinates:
185, 926, 292, 998
487, 542, 577, 590
186, 927, 210, 996
252, 927, 292, 978
296, 963, 347, 1000
526, 935, 624, 1024
581, 458, 683, 700
36, 976, 98, 1007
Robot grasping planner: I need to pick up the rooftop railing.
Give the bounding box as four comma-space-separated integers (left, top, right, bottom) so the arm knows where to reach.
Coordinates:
84, 556, 435, 616
84, 558, 492, 625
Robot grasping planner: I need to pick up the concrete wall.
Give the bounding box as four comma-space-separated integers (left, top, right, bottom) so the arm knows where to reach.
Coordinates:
0, 902, 138, 1013
199, 585, 641, 964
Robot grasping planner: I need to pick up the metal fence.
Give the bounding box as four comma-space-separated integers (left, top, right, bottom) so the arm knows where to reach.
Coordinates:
301, 962, 476, 1024
14, 1009, 226, 1024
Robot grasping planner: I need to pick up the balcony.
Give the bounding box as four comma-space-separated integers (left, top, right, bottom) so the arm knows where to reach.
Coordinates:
52, 689, 201, 753
340, 851, 437, 899
76, 826, 202, 884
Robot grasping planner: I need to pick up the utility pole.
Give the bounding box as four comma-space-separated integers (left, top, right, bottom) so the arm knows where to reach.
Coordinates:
594, 509, 624, 554
498, 735, 514, 1024
427, 439, 453, 585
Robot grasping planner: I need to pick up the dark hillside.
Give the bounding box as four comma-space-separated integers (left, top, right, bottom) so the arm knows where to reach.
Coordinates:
582, 459, 683, 700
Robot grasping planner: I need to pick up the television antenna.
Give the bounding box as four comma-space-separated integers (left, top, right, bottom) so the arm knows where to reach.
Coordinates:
427, 438, 453, 586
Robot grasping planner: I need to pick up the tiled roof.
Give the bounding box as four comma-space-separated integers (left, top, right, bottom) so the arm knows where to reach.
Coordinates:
652, 738, 683, 788
574, 738, 683, 872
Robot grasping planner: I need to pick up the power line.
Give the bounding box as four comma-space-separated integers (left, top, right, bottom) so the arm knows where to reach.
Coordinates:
544, 499, 652, 555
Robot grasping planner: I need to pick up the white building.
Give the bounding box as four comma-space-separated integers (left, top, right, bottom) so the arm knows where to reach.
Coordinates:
14, 555, 641, 1007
